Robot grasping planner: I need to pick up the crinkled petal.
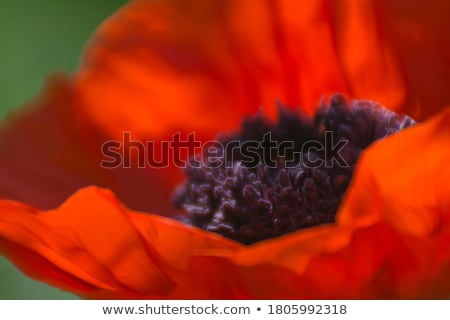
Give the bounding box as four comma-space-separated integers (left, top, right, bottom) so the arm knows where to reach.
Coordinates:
75, 0, 350, 141
0, 187, 240, 299
75, 0, 450, 142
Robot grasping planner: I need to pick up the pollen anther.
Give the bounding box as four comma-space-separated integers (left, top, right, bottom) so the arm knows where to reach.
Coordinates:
173, 94, 415, 244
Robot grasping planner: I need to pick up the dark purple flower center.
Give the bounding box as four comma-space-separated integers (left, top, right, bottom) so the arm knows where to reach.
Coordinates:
173, 94, 415, 244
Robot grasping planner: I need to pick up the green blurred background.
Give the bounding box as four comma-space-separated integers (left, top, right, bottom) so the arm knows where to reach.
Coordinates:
0, 0, 127, 299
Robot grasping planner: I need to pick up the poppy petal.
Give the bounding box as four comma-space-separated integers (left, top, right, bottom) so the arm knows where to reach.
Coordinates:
332, 0, 450, 120
75, 0, 349, 141
0, 74, 97, 209
374, 0, 450, 120
76, 0, 450, 142
0, 186, 240, 299
0, 75, 182, 214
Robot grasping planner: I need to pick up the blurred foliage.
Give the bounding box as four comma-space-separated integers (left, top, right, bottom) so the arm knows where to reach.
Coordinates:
0, 0, 127, 299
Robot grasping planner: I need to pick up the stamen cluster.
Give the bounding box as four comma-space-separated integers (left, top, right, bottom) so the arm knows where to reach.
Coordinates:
173, 95, 415, 244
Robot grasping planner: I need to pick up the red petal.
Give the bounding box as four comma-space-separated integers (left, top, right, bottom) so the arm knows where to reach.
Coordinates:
0, 75, 96, 209
0, 187, 240, 299
75, 0, 450, 142
0, 75, 181, 214
375, 0, 450, 120
75, 0, 349, 141
332, 0, 450, 119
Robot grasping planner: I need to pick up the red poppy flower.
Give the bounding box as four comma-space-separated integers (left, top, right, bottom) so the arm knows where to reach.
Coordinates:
1, 0, 450, 299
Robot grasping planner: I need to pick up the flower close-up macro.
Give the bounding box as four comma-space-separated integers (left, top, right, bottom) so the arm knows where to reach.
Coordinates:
1, 0, 450, 299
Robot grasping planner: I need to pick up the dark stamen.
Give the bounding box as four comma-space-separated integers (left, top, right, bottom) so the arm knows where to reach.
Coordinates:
173, 94, 415, 244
